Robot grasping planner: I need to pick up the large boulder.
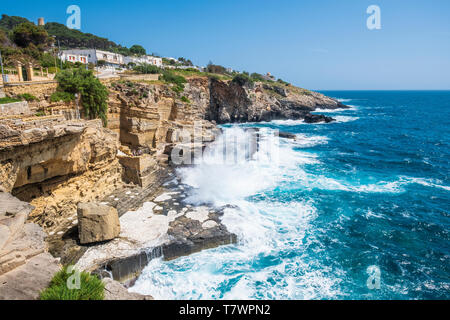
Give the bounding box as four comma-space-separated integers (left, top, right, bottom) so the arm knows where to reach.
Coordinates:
77, 203, 120, 244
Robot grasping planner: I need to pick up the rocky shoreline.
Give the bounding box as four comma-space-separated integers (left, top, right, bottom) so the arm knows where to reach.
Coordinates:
72, 172, 237, 286
0, 75, 347, 299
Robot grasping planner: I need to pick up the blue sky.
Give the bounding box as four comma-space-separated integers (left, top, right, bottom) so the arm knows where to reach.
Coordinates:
2, 0, 450, 90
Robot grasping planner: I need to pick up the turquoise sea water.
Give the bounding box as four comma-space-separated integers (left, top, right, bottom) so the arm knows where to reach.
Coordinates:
131, 91, 450, 300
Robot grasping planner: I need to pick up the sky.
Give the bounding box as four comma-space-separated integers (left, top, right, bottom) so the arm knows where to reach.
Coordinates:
2, 0, 450, 90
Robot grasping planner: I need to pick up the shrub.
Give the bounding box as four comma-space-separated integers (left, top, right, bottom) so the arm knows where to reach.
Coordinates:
180, 96, 191, 103
133, 63, 161, 74
50, 91, 75, 103
55, 68, 109, 125
0, 97, 21, 104
232, 73, 254, 87
18, 93, 37, 101
160, 70, 187, 93
40, 266, 104, 300
277, 78, 290, 86
250, 72, 266, 82
206, 63, 227, 74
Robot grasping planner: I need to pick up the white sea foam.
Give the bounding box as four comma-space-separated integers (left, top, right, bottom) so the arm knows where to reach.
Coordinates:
130, 200, 343, 300
335, 98, 353, 102
292, 134, 329, 147
333, 116, 360, 123
314, 105, 358, 113
400, 177, 450, 192
178, 126, 319, 206
130, 125, 448, 300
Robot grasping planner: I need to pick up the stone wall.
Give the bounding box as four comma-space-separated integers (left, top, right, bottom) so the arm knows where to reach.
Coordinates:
3, 81, 58, 101
0, 101, 31, 116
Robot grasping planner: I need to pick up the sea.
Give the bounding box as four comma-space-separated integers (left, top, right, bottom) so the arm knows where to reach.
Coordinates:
130, 91, 450, 300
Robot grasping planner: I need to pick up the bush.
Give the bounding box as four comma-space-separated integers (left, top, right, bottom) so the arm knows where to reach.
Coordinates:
40, 266, 104, 300
133, 63, 161, 74
232, 73, 254, 87
206, 63, 227, 74
55, 68, 109, 125
50, 91, 75, 103
0, 97, 21, 104
250, 73, 266, 82
180, 96, 191, 103
18, 93, 37, 101
277, 78, 290, 86
160, 70, 187, 93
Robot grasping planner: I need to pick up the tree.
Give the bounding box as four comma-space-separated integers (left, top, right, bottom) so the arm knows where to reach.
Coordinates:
55, 68, 109, 126
0, 14, 30, 31
129, 44, 146, 56
178, 57, 193, 66
206, 63, 227, 74
12, 22, 49, 48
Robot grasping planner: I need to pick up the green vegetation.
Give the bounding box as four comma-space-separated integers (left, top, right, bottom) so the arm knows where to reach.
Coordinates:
277, 78, 290, 86
133, 63, 161, 74
40, 266, 104, 301
206, 63, 228, 75
0, 14, 147, 72
50, 91, 75, 103
180, 96, 191, 103
178, 57, 193, 66
17, 93, 37, 101
160, 70, 187, 93
55, 68, 109, 125
232, 73, 254, 87
12, 22, 49, 48
0, 14, 29, 31
0, 97, 21, 104
130, 44, 146, 56
35, 111, 46, 117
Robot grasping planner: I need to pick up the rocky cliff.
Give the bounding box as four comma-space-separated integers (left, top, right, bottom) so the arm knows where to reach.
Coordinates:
0, 75, 346, 292
207, 78, 346, 123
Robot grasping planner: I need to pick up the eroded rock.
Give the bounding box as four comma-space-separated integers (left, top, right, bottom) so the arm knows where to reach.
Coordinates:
77, 203, 120, 244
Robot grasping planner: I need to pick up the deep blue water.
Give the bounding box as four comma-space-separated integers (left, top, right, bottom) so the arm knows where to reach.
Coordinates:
131, 91, 450, 300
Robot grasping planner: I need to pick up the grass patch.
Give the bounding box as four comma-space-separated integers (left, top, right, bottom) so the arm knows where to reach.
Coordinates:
50, 91, 75, 103
0, 97, 21, 104
160, 70, 187, 93
180, 96, 191, 103
40, 266, 104, 301
18, 93, 38, 102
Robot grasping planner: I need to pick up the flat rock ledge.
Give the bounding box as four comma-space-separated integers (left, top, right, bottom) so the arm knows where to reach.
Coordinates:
75, 190, 237, 285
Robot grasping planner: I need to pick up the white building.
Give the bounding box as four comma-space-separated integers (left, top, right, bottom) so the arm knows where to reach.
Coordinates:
61, 49, 125, 69
61, 49, 162, 69
123, 55, 162, 68
60, 52, 88, 64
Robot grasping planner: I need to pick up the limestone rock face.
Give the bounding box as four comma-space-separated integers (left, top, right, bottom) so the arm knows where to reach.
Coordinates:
207, 78, 348, 124
0, 118, 123, 232
77, 203, 120, 244
0, 192, 60, 300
